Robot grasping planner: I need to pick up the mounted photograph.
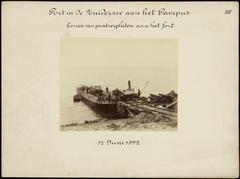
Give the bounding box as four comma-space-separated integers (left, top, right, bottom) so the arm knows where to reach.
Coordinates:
60, 38, 178, 131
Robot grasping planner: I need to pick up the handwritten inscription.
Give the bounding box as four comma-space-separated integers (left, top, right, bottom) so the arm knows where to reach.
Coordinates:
48, 7, 191, 31
66, 21, 174, 30
97, 140, 140, 146
49, 8, 190, 17
225, 10, 232, 14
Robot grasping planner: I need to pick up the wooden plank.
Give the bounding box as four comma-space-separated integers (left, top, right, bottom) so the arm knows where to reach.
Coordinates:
122, 101, 177, 117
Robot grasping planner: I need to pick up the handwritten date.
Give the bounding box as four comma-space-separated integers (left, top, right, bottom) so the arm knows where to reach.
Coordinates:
97, 140, 140, 146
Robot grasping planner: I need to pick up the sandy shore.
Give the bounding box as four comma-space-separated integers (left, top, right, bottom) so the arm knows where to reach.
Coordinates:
60, 112, 177, 131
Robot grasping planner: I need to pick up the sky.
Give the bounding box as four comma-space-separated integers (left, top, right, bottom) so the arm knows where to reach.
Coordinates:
60, 38, 178, 69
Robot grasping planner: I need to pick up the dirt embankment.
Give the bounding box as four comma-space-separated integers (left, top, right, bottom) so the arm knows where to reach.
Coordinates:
60, 112, 177, 131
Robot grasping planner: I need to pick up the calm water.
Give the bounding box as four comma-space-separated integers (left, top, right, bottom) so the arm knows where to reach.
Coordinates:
60, 67, 177, 125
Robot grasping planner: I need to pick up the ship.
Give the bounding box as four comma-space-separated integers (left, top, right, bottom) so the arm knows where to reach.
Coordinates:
75, 85, 118, 113
73, 80, 178, 118
74, 81, 139, 116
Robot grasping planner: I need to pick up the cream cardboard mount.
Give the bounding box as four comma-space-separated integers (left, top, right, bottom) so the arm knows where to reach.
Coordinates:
2, 2, 239, 178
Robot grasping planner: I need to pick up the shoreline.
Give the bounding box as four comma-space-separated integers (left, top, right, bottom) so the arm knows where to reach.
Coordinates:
60, 112, 177, 131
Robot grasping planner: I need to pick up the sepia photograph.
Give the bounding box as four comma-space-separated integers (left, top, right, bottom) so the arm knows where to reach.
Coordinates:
60, 38, 178, 131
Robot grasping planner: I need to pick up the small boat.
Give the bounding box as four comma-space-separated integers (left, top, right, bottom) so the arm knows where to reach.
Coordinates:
73, 94, 82, 102
149, 93, 173, 104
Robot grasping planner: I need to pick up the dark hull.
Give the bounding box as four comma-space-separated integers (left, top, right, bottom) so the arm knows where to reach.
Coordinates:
79, 91, 118, 117
81, 98, 118, 112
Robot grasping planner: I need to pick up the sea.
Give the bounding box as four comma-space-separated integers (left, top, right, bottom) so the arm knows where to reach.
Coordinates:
60, 66, 177, 126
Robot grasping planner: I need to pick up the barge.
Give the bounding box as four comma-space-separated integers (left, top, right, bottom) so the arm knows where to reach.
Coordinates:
74, 81, 177, 118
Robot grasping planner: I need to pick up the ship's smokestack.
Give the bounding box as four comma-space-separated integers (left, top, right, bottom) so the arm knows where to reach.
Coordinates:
128, 80, 131, 90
